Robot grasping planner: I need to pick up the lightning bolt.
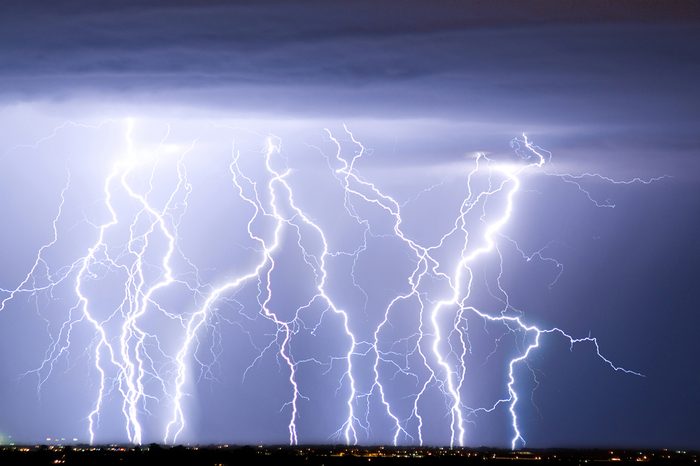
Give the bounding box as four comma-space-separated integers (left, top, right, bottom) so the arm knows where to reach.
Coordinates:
3, 119, 200, 444
0, 120, 659, 449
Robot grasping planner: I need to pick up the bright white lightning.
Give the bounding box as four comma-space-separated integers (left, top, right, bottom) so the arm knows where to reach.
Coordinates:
0, 122, 659, 449
318, 131, 646, 449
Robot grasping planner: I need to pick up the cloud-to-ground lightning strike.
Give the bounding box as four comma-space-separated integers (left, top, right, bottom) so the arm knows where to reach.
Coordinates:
0, 120, 662, 448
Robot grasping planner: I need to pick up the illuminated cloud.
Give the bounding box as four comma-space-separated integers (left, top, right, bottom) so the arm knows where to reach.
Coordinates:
0, 0, 698, 450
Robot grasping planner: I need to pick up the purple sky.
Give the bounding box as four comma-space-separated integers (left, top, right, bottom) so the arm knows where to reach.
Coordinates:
0, 0, 698, 449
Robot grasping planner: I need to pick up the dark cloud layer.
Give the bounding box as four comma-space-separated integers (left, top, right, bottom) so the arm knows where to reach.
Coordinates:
5, 0, 697, 178
1, 1, 699, 113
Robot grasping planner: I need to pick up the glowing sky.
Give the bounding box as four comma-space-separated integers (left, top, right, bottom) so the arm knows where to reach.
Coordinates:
0, 0, 699, 449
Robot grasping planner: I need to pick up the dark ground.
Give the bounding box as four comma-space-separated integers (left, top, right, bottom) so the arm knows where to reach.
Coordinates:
0, 445, 697, 465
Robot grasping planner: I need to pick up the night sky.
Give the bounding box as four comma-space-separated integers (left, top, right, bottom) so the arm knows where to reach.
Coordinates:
0, 0, 699, 450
